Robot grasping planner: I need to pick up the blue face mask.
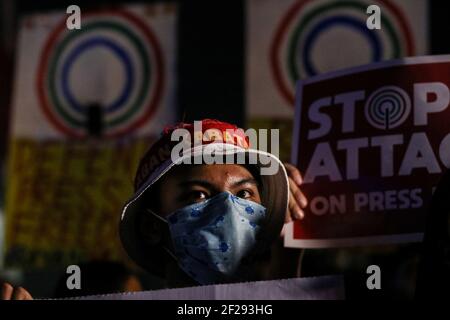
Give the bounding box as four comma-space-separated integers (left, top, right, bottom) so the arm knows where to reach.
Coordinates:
152, 192, 267, 285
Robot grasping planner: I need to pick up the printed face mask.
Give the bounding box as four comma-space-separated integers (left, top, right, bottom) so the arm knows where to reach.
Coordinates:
151, 191, 267, 285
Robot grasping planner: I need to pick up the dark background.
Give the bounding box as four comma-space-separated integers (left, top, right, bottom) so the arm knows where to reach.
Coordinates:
0, 0, 449, 299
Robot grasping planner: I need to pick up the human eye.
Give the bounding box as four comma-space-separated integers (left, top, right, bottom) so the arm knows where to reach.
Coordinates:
183, 189, 209, 204
236, 189, 253, 200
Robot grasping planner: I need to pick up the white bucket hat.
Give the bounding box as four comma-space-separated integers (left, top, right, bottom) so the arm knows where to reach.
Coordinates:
119, 120, 289, 275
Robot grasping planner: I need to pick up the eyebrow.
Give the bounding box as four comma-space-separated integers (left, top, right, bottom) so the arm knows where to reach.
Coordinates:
231, 178, 259, 188
178, 179, 216, 190
177, 177, 259, 190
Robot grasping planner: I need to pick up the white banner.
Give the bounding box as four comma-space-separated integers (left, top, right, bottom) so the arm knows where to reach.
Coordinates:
246, 0, 429, 119
4, 4, 178, 268
56, 276, 345, 300
11, 4, 177, 139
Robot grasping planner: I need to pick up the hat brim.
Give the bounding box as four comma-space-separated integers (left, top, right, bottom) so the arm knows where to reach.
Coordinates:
119, 143, 289, 275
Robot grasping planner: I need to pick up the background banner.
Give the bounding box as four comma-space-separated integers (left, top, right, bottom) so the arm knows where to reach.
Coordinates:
246, 0, 428, 162
5, 3, 178, 268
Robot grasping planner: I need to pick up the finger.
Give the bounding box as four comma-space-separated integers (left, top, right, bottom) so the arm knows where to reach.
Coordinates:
1, 283, 14, 300
289, 190, 304, 220
289, 177, 308, 208
280, 223, 288, 237
284, 163, 303, 186
284, 206, 293, 224
12, 287, 33, 300
19, 287, 33, 300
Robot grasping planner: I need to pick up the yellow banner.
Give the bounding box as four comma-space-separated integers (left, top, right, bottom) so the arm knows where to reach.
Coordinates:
5, 137, 152, 268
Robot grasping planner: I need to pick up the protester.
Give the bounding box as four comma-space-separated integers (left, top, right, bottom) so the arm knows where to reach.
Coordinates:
1, 119, 307, 299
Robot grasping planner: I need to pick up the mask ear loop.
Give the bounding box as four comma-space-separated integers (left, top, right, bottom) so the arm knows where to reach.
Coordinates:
296, 249, 305, 277
145, 208, 168, 223
144, 208, 178, 262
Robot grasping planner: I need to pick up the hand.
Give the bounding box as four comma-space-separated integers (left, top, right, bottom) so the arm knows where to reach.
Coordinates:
1, 283, 33, 300
284, 163, 308, 223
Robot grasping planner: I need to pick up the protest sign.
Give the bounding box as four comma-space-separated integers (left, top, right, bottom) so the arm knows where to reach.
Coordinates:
285, 55, 450, 248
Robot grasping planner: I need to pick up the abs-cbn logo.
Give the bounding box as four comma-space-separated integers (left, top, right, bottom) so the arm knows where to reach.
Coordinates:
364, 86, 412, 130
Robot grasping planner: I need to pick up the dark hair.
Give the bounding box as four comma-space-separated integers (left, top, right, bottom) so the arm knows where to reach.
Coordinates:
53, 261, 137, 298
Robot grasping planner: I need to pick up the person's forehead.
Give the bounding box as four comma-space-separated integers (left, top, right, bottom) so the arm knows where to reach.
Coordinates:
168, 163, 255, 181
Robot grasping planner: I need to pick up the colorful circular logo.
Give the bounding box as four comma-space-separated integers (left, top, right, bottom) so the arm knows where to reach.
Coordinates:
36, 9, 165, 138
364, 86, 411, 130
270, 0, 415, 106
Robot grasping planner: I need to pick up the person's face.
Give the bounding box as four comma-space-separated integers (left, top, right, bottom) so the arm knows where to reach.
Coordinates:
155, 164, 261, 217
139, 163, 265, 284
